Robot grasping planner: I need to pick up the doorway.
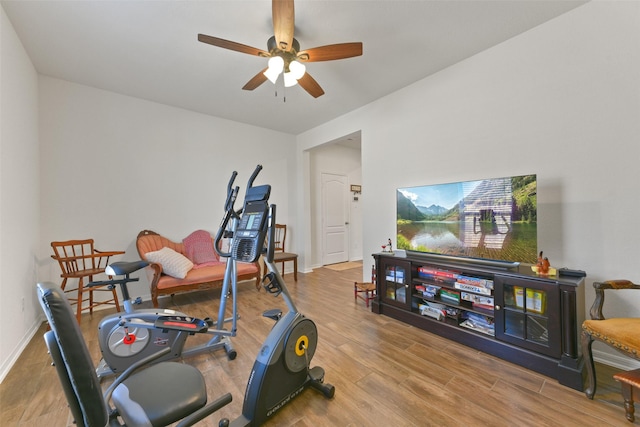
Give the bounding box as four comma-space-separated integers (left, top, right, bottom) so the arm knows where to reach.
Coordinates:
321, 173, 349, 265
307, 131, 362, 269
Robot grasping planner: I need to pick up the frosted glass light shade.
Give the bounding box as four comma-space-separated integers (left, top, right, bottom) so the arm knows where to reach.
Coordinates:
264, 56, 284, 84
283, 72, 297, 87
289, 60, 306, 79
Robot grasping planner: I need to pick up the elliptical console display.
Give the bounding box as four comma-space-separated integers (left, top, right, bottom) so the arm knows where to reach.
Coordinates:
231, 185, 270, 263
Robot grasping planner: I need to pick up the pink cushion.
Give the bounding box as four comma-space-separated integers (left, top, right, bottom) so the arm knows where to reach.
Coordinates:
182, 230, 221, 268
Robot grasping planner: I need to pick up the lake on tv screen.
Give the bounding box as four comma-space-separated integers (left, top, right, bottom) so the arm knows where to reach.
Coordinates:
397, 220, 537, 264
396, 175, 537, 264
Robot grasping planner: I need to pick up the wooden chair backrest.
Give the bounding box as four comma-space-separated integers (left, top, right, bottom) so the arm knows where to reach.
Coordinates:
51, 239, 97, 276
274, 224, 287, 253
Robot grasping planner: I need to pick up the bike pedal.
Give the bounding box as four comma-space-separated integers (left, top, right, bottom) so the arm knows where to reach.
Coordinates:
204, 317, 214, 327
309, 366, 325, 382
133, 297, 142, 305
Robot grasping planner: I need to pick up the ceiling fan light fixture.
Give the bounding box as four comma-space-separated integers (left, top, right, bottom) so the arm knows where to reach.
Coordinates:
199, 0, 362, 98
283, 71, 298, 87
289, 60, 306, 80
264, 56, 284, 83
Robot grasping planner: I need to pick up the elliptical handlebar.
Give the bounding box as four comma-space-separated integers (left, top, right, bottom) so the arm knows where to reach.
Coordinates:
246, 164, 263, 189
214, 165, 264, 258
266, 204, 276, 264
215, 170, 239, 258
224, 171, 238, 213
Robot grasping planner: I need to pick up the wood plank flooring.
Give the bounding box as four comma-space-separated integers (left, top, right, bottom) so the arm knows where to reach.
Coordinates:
1, 263, 636, 426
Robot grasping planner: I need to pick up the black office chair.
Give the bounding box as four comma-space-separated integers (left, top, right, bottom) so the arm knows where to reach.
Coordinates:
37, 281, 232, 427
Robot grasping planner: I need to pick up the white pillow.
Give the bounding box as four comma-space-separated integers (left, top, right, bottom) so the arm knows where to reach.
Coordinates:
145, 247, 193, 279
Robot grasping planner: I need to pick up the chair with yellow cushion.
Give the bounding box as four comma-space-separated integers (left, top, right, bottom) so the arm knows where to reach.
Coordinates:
582, 279, 640, 400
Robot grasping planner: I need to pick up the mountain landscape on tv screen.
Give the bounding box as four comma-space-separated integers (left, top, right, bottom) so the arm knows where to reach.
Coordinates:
396, 175, 537, 264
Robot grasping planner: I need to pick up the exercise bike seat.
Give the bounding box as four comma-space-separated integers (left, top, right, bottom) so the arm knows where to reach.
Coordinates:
105, 260, 149, 276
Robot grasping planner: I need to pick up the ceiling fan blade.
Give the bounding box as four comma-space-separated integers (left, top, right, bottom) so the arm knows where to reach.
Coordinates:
198, 34, 268, 57
242, 68, 269, 91
297, 42, 363, 62
272, 0, 295, 52
298, 73, 325, 98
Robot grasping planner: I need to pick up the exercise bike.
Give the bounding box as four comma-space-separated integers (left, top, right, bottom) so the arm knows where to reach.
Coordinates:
219, 166, 335, 427
92, 167, 260, 378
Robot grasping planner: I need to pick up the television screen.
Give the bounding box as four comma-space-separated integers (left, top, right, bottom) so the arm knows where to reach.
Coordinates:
397, 174, 537, 265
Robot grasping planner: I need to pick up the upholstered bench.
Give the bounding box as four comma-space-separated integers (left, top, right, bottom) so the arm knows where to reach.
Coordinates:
614, 368, 640, 422
136, 229, 261, 307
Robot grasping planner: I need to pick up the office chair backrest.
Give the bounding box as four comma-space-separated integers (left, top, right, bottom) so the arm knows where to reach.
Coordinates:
37, 282, 109, 427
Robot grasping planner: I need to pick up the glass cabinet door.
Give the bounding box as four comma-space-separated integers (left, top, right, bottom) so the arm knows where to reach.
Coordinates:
494, 276, 560, 358
381, 259, 410, 308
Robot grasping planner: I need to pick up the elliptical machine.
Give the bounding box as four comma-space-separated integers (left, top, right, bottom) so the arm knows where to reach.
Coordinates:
92, 166, 262, 378
223, 165, 335, 427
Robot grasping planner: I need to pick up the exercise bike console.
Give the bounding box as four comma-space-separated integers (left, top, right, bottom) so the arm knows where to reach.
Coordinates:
154, 315, 209, 333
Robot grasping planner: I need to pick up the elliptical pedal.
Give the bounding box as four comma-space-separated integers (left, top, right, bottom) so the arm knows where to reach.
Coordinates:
262, 308, 282, 322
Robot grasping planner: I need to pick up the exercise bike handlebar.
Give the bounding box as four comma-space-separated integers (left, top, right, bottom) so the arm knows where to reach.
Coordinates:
87, 260, 148, 288
106, 260, 149, 276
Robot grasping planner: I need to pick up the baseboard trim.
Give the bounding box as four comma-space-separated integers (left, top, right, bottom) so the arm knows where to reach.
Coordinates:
593, 349, 640, 371
0, 316, 43, 383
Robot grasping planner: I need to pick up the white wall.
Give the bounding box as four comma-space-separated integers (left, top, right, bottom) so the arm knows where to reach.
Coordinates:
37, 76, 297, 302
0, 5, 41, 382
297, 1, 640, 369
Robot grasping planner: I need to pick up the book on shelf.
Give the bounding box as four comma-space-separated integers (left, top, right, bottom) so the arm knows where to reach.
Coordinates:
472, 303, 494, 311
417, 267, 458, 280
440, 289, 461, 304
513, 287, 546, 314
461, 292, 494, 307
460, 312, 495, 336
454, 282, 492, 296
456, 275, 494, 290
460, 320, 495, 336
418, 303, 445, 321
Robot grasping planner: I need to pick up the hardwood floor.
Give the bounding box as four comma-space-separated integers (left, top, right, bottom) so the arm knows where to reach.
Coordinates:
1, 263, 636, 426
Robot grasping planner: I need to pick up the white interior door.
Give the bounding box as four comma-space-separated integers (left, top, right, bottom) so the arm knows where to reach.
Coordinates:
322, 173, 349, 265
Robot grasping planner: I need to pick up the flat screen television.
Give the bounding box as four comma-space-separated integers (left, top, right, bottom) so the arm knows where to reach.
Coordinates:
396, 174, 537, 267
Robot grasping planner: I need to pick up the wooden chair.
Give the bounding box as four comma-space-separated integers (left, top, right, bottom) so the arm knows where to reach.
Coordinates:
354, 282, 376, 308
264, 224, 298, 281
582, 279, 640, 400
51, 239, 124, 323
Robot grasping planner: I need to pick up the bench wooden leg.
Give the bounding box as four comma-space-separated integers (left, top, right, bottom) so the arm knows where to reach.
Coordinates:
614, 369, 640, 423
621, 382, 635, 422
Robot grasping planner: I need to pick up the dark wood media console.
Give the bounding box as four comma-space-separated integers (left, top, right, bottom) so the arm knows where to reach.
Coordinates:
372, 252, 586, 391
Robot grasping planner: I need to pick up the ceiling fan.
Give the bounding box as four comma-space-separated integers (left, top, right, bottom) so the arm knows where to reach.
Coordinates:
198, 0, 363, 98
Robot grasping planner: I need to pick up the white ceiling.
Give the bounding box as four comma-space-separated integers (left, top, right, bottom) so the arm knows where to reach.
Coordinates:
2, 0, 586, 135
